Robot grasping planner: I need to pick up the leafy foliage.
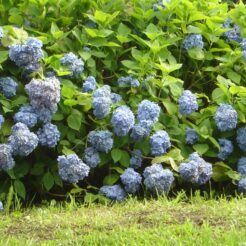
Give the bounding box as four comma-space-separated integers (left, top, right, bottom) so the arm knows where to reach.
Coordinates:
0, 0, 245, 204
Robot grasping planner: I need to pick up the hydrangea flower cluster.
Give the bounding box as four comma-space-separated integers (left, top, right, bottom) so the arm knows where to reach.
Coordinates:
0, 27, 3, 39
0, 201, 3, 212
8, 123, 38, 156
214, 104, 237, 132
130, 149, 142, 169
120, 168, 142, 194
143, 164, 174, 194
152, 1, 165, 11
99, 185, 126, 201
60, 52, 84, 76
117, 76, 140, 87
25, 77, 60, 123
84, 147, 100, 168
237, 157, 246, 176
130, 120, 153, 141
0, 144, 15, 171
218, 139, 233, 160
179, 152, 212, 185
241, 38, 246, 50
183, 34, 204, 50
238, 178, 246, 194
186, 128, 198, 145
0, 115, 4, 128
36, 123, 60, 148
0, 77, 18, 98
111, 93, 122, 103
82, 76, 96, 92
111, 106, 135, 136
179, 90, 198, 116
57, 154, 90, 183
87, 130, 113, 153
236, 127, 246, 152
150, 130, 171, 156
14, 105, 37, 128
9, 37, 43, 72
223, 18, 242, 43
92, 85, 112, 119
137, 100, 160, 123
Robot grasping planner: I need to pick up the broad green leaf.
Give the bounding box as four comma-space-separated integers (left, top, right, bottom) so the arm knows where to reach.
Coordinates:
103, 174, 120, 185
67, 110, 83, 131
193, 144, 209, 155
14, 180, 26, 199
111, 149, 123, 163
43, 172, 54, 191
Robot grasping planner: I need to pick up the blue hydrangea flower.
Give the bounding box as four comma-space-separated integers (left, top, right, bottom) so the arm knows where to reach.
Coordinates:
214, 104, 237, 132
183, 34, 204, 50
179, 152, 212, 185
130, 149, 142, 169
223, 19, 242, 43
0, 144, 15, 171
111, 106, 135, 136
117, 76, 140, 87
60, 52, 84, 76
120, 168, 142, 194
185, 128, 198, 145
237, 127, 246, 152
36, 123, 60, 148
218, 138, 233, 160
34, 106, 56, 123
8, 123, 38, 156
0, 27, 4, 39
83, 46, 91, 52
0, 115, 4, 129
0, 77, 18, 98
243, 50, 246, 61
25, 77, 60, 121
241, 38, 246, 50
0, 201, 3, 212
92, 85, 112, 119
237, 157, 246, 176
238, 178, 246, 194
9, 37, 43, 72
84, 147, 100, 168
150, 130, 171, 156
152, 1, 165, 11
143, 164, 174, 194
130, 120, 153, 141
14, 105, 37, 128
179, 90, 198, 116
87, 130, 113, 153
137, 100, 160, 123
111, 93, 122, 103
57, 154, 90, 183
99, 184, 126, 201
82, 76, 96, 92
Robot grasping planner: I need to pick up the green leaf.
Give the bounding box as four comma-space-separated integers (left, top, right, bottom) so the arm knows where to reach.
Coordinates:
0, 51, 9, 64
188, 48, 204, 60
67, 110, 83, 131
103, 174, 120, 185
14, 180, 26, 199
43, 172, 54, 191
111, 149, 122, 163
193, 144, 209, 155
119, 151, 130, 167
62, 85, 76, 99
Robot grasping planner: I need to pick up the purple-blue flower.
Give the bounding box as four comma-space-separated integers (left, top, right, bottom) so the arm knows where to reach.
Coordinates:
237, 157, 246, 176
183, 34, 204, 50
185, 128, 198, 145
120, 168, 142, 194
237, 127, 246, 152
0, 144, 15, 171
84, 147, 100, 168
150, 130, 171, 156
143, 164, 174, 194
218, 139, 233, 160
111, 106, 135, 136
179, 90, 198, 116
130, 149, 143, 169
57, 154, 90, 183
99, 184, 126, 201
0, 77, 18, 98
137, 100, 160, 123
82, 76, 96, 92
214, 104, 237, 132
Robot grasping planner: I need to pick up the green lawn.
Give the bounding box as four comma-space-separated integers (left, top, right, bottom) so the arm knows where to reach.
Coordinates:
1, 194, 246, 246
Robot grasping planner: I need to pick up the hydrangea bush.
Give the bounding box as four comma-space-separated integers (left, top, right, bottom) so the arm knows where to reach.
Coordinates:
0, 0, 245, 205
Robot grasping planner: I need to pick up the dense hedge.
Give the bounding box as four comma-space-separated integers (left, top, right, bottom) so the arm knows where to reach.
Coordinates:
0, 0, 245, 204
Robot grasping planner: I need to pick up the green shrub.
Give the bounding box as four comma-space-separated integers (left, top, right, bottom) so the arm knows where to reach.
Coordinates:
0, 0, 245, 204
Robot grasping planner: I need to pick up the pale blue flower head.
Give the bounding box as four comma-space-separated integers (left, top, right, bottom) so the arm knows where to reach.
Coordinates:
150, 130, 171, 156
99, 184, 126, 201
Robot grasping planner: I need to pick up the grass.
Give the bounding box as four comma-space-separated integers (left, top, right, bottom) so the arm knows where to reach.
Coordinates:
1, 193, 246, 246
